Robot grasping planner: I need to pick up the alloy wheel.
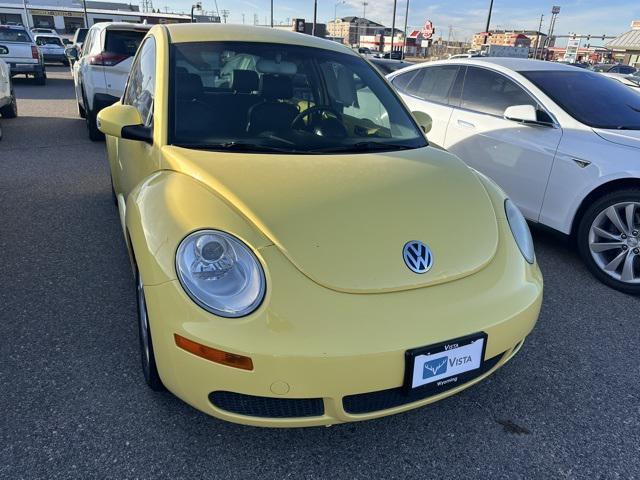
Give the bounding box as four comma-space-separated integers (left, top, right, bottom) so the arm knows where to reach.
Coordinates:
589, 202, 640, 284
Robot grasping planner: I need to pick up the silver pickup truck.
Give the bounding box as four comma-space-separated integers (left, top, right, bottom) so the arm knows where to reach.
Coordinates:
0, 25, 46, 85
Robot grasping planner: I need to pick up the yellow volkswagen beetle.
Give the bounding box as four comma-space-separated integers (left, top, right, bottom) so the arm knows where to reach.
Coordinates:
97, 24, 543, 427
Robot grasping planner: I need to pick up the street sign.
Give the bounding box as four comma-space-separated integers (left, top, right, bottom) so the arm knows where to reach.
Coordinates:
421, 20, 434, 39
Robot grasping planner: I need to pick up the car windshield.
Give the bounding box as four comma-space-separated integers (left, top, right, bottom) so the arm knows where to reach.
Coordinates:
170, 41, 426, 153
36, 36, 63, 46
521, 70, 640, 130
0, 28, 31, 42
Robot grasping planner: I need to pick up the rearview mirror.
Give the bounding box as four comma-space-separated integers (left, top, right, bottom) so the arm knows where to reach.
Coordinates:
504, 104, 537, 123
65, 46, 78, 60
412, 110, 432, 134
97, 103, 152, 143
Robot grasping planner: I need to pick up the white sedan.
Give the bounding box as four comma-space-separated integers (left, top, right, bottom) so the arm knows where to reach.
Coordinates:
0, 58, 18, 140
388, 58, 640, 294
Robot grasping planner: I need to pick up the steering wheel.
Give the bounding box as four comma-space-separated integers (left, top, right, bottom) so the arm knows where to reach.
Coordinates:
291, 105, 341, 130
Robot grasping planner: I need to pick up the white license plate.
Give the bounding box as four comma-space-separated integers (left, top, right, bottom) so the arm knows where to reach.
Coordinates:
408, 334, 486, 389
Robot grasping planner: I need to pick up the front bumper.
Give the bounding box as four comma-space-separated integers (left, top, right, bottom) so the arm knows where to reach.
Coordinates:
142, 219, 543, 427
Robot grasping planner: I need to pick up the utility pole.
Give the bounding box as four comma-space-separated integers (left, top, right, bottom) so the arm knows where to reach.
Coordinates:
81, 0, 88, 28
390, 0, 397, 54
483, 0, 494, 47
358, 1, 368, 48
312, 0, 317, 36
22, 0, 30, 28
242, 13, 245, 24
270, 0, 273, 27
402, 0, 410, 59
542, 6, 560, 60
534, 14, 544, 59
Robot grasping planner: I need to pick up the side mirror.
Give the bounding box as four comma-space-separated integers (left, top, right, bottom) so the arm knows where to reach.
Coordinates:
97, 103, 152, 144
62, 38, 71, 45
65, 46, 78, 60
504, 104, 537, 123
412, 110, 432, 134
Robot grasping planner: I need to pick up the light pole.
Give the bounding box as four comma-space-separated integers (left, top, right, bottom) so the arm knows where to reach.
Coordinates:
390, 0, 397, 54
22, 0, 30, 28
483, 0, 494, 47
402, 0, 410, 59
270, 0, 273, 27
312, 0, 317, 36
534, 13, 543, 59
190, 1, 201, 23
358, 1, 368, 48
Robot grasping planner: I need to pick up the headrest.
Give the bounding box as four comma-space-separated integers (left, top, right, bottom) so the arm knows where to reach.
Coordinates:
176, 70, 203, 100
261, 74, 293, 100
232, 69, 259, 93
257, 59, 298, 76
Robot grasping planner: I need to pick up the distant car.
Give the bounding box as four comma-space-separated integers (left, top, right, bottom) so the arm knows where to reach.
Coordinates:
31, 28, 59, 36
383, 51, 402, 60
35, 34, 68, 65
0, 58, 18, 140
448, 53, 483, 59
369, 58, 413, 75
69, 22, 151, 140
601, 72, 640, 89
588, 63, 637, 74
388, 57, 640, 294
71, 27, 88, 49
0, 25, 46, 84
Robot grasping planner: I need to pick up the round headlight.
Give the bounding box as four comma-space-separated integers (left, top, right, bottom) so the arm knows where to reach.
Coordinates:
505, 199, 535, 264
176, 230, 266, 318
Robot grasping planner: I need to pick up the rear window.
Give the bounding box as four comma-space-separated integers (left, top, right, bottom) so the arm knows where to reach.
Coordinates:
104, 30, 146, 57
0, 28, 31, 43
36, 36, 63, 46
75, 29, 88, 43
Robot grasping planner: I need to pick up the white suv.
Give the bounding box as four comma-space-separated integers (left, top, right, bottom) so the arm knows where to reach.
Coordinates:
69, 22, 150, 140
388, 58, 640, 294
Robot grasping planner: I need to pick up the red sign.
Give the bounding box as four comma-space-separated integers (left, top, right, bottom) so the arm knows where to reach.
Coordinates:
421, 20, 434, 39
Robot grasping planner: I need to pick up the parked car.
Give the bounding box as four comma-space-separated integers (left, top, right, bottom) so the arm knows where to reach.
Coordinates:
388, 58, 640, 294
71, 27, 88, 49
35, 34, 68, 65
69, 22, 151, 140
383, 50, 402, 60
0, 25, 46, 84
97, 24, 542, 427
601, 72, 640, 89
588, 63, 637, 75
369, 58, 413, 74
0, 57, 18, 140
31, 27, 59, 36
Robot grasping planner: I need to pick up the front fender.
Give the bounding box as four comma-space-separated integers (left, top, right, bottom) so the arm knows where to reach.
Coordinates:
125, 170, 273, 286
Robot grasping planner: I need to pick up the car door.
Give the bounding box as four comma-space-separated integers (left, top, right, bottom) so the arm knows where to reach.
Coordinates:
445, 66, 563, 221
390, 65, 460, 148
113, 36, 158, 201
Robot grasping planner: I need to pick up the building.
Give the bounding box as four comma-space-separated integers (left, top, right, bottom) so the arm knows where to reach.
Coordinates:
472, 29, 546, 51
0, 0, 219, 34
605, 20, 640, 67
359, 27, 405, 53
326, 16, 384, 46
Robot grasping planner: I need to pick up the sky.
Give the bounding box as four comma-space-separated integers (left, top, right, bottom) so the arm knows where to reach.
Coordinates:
154, 0, 640, 43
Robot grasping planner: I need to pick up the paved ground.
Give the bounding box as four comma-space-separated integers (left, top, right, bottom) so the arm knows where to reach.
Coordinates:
1, 67, 639, 480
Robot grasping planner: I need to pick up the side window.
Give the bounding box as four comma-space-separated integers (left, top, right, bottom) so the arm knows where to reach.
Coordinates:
411, 66, 460, 104
461, 67, 535, 116
391, 69, 419, 93
123, 37, 156, 126
82, 30, 94, 56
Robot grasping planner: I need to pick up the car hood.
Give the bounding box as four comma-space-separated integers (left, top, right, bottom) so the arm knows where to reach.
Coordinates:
162, 146, 499, 293
594, 128, 640, 150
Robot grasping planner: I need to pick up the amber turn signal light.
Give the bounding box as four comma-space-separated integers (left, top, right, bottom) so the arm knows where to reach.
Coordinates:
174, 334, 254, 371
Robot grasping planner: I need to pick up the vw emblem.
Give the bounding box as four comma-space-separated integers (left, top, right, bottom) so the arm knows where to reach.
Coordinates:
403, 240, 433, 274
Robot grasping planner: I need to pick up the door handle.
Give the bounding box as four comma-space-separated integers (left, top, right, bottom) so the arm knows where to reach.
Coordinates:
457, 119, 475, 129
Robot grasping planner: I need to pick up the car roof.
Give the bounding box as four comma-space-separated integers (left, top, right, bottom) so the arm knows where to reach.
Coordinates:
162, 23, 357, 56
90, 22, 152, 31
457, 57, 581, 72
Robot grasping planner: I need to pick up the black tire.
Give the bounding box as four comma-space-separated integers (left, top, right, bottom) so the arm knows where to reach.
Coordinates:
34, 71, 46, 86
577, 188, 640, 295
136, 269, 166, 391
110, 176, 118, 206
77, 99, 86, 119
0, 88, 17, 118
83, 91, 104, 141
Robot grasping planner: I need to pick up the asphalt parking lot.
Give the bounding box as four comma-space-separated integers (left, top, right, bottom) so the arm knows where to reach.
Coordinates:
1, 66, 639, 479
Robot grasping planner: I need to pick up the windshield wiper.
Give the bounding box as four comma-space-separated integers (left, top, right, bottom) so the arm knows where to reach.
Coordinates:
309, 141, 417, 153
175, 142, 301, 153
